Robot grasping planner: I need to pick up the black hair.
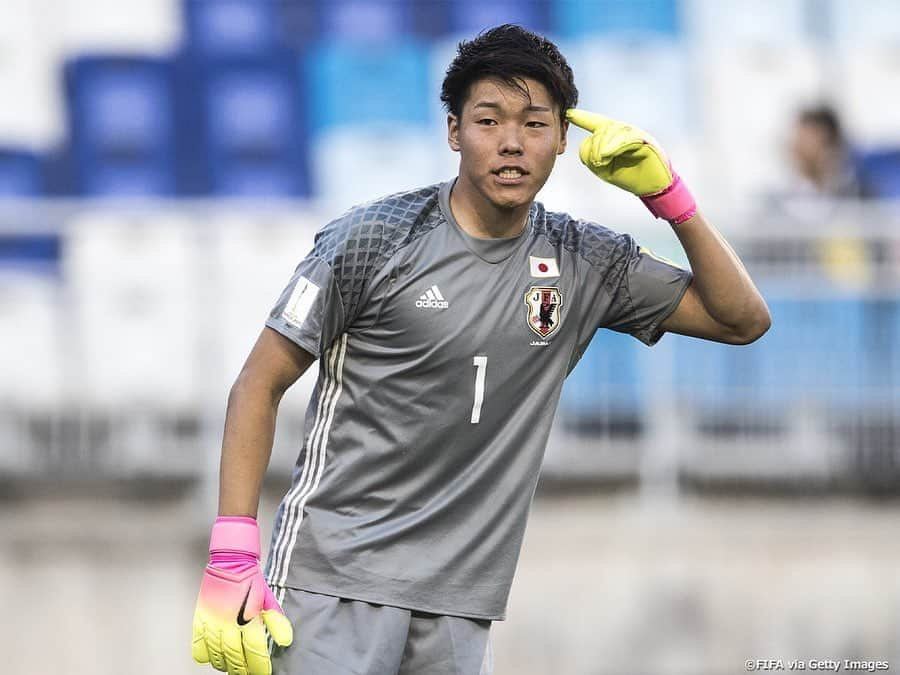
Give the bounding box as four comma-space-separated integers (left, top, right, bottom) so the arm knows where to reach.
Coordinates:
798, 104, 845, 148
440, 24, 578, 122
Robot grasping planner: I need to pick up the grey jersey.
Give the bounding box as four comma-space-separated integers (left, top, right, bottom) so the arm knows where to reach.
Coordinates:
264, 180, 691, 619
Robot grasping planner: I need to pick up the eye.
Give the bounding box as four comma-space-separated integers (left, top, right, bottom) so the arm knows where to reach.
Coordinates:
526, 121, 549, 128
477, 118, 497, 126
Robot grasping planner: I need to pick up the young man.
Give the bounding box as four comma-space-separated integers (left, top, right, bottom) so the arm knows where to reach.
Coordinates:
192, 25, 770, 675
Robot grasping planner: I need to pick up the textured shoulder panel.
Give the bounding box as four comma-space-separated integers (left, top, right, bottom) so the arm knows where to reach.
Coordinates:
312, 184, 444, 322
536, 205, 633, 268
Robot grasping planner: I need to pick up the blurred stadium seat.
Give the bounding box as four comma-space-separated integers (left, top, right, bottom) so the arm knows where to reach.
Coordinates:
829, 0, 900, 51
65, 56, 179, 196
0, 0, 64, 151
552, 0, 680, 39
837, 46, 900, 146
857, 150, 900, 199
568, 38, 691, 141
561, 330, 644, 431
0, 150, 44, 196
0, 271, 64, 476
311, 127, 442, 208
447, 0, 550, 35
307, 40, 431, 132
684, 0, 808, 46
183, 0, 282, 55
320, 0, 413, 42
0, 272, 63, 412
196, 55, 309, 196
63, 213, 201, 478
65, 213, 199, 409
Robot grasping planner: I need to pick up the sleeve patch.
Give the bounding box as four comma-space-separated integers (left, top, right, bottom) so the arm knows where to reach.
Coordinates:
282, 276, 320, 328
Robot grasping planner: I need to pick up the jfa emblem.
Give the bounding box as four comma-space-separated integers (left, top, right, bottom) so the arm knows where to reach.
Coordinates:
524, 286, 562, 337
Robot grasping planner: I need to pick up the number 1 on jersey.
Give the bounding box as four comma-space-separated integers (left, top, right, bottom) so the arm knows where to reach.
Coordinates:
471, 356, 487, 424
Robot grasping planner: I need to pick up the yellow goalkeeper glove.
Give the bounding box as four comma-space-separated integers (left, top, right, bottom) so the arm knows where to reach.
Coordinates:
566, 108, 697, 224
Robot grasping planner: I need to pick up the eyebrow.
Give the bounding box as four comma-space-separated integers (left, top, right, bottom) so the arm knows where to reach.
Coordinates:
472, 101, 553, 113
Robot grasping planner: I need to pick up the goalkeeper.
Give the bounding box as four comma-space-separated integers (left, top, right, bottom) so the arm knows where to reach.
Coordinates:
192, 24, 770, 675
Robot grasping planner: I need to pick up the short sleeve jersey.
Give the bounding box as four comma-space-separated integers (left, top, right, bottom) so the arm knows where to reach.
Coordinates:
264, 180, 691, 620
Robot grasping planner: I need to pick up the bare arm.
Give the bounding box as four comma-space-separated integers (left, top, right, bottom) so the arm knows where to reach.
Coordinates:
219, 326, 316, 517
661, 211, 771, 344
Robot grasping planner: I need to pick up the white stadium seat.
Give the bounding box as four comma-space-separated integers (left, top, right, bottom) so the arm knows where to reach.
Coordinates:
684, 0, 809, 48
0, 272, 63, 410
64, 212, 200, 411
0, 0, 65, 147
311, 127, 447, 211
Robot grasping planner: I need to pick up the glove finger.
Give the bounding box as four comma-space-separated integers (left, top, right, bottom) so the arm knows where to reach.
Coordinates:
566, 108, 614, 134
243, 621, 273, 675
578, 136, 595, 168
222, 624, 250, 675
261, 609, 294, 647
192, 613, 210, 664
261, 583, 285, 613
205, 624, 228, 672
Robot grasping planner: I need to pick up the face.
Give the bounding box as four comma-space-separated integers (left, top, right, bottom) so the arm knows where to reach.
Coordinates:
447, 77, 567, 212
790, 120, 831, 177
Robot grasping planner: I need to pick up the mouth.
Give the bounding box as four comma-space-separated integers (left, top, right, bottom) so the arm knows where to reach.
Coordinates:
492, 166, 529, 184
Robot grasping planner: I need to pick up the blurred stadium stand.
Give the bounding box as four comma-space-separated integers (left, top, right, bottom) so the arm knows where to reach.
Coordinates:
0, 0, 899, 498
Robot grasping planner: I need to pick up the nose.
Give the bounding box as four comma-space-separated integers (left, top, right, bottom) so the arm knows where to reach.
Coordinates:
498, 123, 523, 155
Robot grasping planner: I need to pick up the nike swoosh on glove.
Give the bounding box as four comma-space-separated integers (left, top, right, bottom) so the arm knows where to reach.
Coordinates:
192, 516, 293, 675
566, 108, 697, 225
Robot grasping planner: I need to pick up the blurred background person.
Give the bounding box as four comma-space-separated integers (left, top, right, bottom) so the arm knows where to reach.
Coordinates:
789, 104, 861, 200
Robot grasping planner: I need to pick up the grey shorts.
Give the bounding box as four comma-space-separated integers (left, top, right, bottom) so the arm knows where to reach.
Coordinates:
269, 587, 493, 675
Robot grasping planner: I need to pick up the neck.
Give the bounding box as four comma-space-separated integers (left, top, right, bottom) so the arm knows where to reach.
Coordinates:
450, 175, 532, 239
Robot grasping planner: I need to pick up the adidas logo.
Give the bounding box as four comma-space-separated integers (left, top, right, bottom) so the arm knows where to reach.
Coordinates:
415, 285, 449, 309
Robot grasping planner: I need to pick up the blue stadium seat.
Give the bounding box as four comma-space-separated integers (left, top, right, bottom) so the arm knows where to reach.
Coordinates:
552, 0, 680, 39
307, 41, 430, 132
676, 296, 867, 413
183, 0, 282, 56
200, 55, 309, 196
560, 329, 643, 422
447, 0, 550, 34
857, 149, 900, 199
319, 0, 413, 41
0, 150, 43, 196
65, 56, 178, 196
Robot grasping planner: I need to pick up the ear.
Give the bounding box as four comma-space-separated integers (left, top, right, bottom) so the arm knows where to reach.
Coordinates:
557, 119, 568, 155
447, 113, 460, 152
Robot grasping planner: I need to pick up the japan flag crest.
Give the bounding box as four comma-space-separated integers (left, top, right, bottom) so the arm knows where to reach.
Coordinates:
524, 286, 562, 338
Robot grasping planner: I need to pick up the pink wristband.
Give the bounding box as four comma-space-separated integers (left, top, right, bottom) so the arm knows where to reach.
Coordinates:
640, 173, 697, 225
209, 516, 261, 559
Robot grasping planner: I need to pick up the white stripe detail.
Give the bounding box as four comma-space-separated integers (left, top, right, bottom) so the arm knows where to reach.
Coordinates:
269, 338, 342, 583
267, 337, 344, 584
276, 333, 347, 587
431, 285, 445, 301
425, 289, 436, 300
266, 343, 336, 582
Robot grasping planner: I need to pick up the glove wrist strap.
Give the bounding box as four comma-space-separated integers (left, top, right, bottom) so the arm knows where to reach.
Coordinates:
640, 174, 697, 225
209, 516, 261, 559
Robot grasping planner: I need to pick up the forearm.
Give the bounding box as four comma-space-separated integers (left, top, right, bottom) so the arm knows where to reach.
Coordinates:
218, 373, 282, 518
672, 211, 768, 331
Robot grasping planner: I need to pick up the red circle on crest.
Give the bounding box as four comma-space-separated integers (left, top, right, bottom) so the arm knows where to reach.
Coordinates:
538, 263, 548, 272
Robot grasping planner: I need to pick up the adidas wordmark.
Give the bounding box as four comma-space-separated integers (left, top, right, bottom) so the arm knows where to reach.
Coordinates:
415, 285, 449, 309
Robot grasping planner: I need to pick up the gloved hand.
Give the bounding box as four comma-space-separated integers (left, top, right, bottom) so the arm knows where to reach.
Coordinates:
192, 516, 293, 675
566, 108, 697, 224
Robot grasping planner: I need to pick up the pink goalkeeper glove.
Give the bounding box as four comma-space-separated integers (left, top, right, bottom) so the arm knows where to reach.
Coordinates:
192, 516, 293, 675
